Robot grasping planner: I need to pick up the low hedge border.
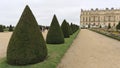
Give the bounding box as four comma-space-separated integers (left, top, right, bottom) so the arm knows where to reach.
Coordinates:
89, 29, 120, 41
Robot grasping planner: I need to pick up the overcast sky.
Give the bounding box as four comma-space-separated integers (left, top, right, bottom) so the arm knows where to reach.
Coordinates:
0, 0, 120, 26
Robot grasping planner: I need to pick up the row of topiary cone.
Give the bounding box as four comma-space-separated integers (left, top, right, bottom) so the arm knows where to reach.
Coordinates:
7, 5, 79, 66
47, 14, 79, 44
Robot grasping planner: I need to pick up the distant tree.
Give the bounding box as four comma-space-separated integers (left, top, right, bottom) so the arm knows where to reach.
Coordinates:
2, 25, 6, 29
99, 25, 102, 28
88, 23, 91, 28
45, 26, 49, 30
108, 23, 111, 29
0, 25, 3, 32
8, 25, 13, 31
116, 21, 120, 31
7, 5, 48, 65
46, 15, 64, 44
7, 26, 9, 28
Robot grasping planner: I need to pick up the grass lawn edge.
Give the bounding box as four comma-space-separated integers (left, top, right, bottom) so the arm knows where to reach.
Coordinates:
0, 29, 80, 68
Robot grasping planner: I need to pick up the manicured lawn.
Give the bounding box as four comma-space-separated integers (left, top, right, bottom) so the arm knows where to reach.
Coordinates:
0, 30, 80, 68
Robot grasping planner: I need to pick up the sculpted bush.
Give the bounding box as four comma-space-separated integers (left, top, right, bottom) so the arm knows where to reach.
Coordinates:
46, 15, 64, 44
7, 5, 47, 65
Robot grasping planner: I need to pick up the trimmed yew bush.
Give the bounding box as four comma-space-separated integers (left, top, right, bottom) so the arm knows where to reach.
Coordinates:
7, 5, 47, 65
46, 15, 64, 44
71, 23, 74, 33
71, 23, 79, 33
61, 20, 70, 38
67, 23, 73, 35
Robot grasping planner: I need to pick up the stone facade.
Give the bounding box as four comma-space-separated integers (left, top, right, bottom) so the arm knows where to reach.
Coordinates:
80, 8, 120, 28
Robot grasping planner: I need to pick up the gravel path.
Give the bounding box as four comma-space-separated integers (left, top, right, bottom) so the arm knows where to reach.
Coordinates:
0, 32, 12, 59
57, 29, 120, 68
0, 30, 47, 59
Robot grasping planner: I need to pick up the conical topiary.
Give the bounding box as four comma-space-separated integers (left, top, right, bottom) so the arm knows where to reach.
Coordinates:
46, 15, 64, 44
61, 20, 70, 38
7, 5, 47, 65
70, 23, 74, 33
67, 22, 73, 35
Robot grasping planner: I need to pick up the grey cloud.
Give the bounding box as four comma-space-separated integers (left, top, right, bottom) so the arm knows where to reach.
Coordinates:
0, 0, 120, 26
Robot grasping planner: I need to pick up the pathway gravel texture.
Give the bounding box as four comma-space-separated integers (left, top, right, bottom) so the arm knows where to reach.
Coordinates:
0, 30, 47, 59
0, 32, 12, 59
57, 29, 120, 68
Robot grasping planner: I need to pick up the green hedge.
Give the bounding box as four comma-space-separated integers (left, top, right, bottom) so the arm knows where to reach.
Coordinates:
61, 20, 70, 38
7, 5, 48, 65
46, 15, 64, 44
90, 29, 120, 41
0, 30, 80, 68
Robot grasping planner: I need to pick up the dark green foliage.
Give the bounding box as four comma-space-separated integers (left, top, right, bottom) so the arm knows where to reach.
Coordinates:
2, 25, 6, 29
0, 30, 80, 68
8, 25, 13, 32
46, 15, 64, 44
88, 23, 91, 28
61, 20, 70, 38
39, 25, 45, 31
99, 25, 102, 28
116, 21, 120, 30
71, 23, 76, 33
70, 23, 74, 34
0, 25, 3, 32
71, 23, 79, 33
45, 26, 49, 30
108, 23, 111, 29
67, 23, 73, 35
7, 5, 48, 65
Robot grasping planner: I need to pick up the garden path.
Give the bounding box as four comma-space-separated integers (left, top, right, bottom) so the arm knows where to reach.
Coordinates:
57, 29, 120, 68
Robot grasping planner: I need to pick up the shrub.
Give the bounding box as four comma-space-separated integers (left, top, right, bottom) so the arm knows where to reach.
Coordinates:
70, 23, 74, 34
46, 15, 64, 44
71, 23, 79, 33
67, 23, 73, 35
108, 23, 111, 29
7, 5, 48, 65
0, 25, 3, 32
71, 23, 76, 33
61, 20, 70, 38
116, 21, 120, 31
8, 25, 13, 31
99, 25, 102, 28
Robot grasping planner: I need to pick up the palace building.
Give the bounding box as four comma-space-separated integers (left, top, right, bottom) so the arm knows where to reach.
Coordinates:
80, 8, 120, 28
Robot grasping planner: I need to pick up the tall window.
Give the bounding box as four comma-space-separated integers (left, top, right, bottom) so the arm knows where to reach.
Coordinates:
83, 17, 85, 22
